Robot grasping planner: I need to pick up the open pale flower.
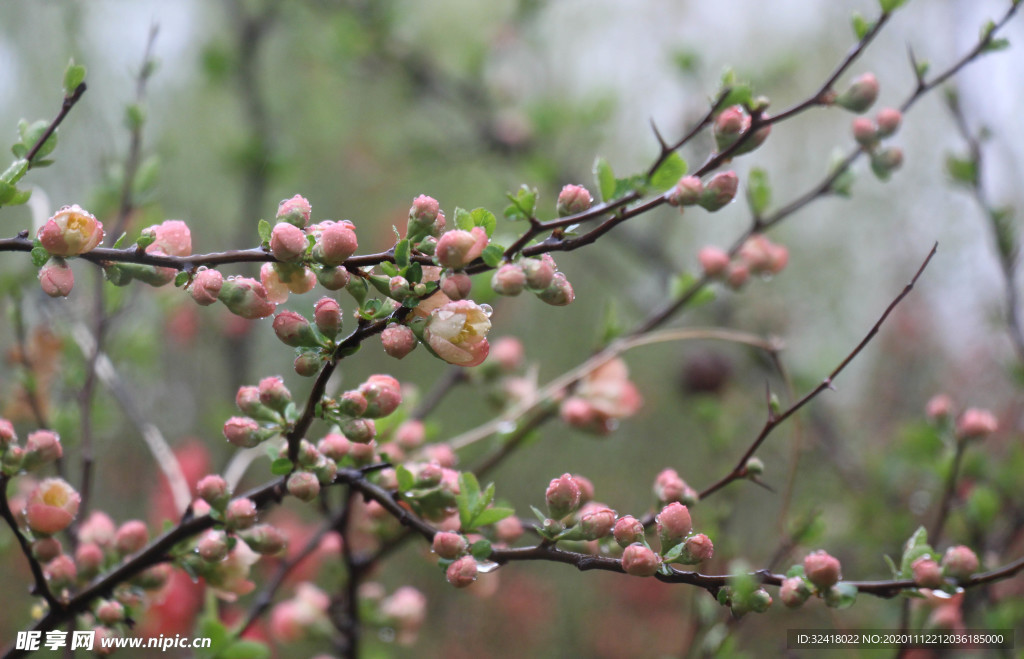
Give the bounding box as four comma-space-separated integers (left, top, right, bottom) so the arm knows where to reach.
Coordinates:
26, 478, 81, 535
423, 300, 492, 367
37, 205, 104, 256
560, 357, 642, 434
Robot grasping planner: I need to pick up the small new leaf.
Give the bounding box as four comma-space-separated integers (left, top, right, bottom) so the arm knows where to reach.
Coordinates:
746, 167, 771, 216
593, 157, 615, 202
470, 207, 497, 237
851, 13, 873, 40
481, 244, 504, 268
396, 465, 415, 492
257, 219, 272, 244
471, 506, 514, 528
270, 458, 294, 476
394, 239, 410, 268
649, 152, 688, 191
454, 207, 474, 231
878, 0, 908, 13
63, 59, 86, 97
945, 154, 977, 186
174, 271, 189, 288
504, 184, 538, 220
469, 539, 493, 559
31, 246, 50, 268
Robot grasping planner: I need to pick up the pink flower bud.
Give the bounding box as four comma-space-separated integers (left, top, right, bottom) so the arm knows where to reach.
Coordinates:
218, 276, 276, 319
621, 543, 661, 577
276, 195, 312, 228
423, 300, 492, 367
925, 394, 953, 422
359, 374, 403, 418
697, 171, 738, 211
835, 72, 876, 113
79, 511, 115, 547
273, 310, 320, 348
38, 259, 75, 297
780, 576, 812, 608
197, 475, 230, 510
95, 600, 125, 625
556, 184, 593, 216
803, 550, 841, 590
313, 297, 342, 338
656, 502, 693, 548
235, 386, 269, 418
713, 106, 751, 152
241, 523, 288, 554
491, 264, 526, 296
955, 408, 997, 440
911, 556, 944, 588
198, 529, 230, 562
487, 337, 523, 371
416, 461, 444, 487
545, 473, 582, 520
679, 533, 714, 563
870, 146, 903, 180
337, 390, 368, 417
26, 478, 80, 535
270, 222, 308, 262
852, 117, 877, 146
44, 554, 77, 588
261, 262, 317, 302
225, 497, 258, 531
408, 195, 445, 237
115, 520, 149, 556
379, 586, 427, 645
668, 176, 704, 207
495, 515, 524, 543
738, 234, 788, 275
941, 545, 979, 580
436, 227, 488, 269
24, 430, 62, 469
311, 220, 358, 266
316, 265, 351, 290
340, 417, 376, 444
521, 255, 556, 290
258, 376, 292, 412
654, 468, 687, 504
445, 555, 478, 588
145, 220, 192, 257
382, 324, 417, 359
294, 352, 321, 377
726, 262, 750, 289
32, 537, 63, 563
875, 107, 902, 137
223, 416, 261, 448
537, 272, 574, 306
190, 268, 223, 306
318, 432, 351, 460
834, 73, 879, 113
288, 471, 321, 502
613, 515, 645, 548
0, 418, 15, 448
698, 246, 730, 277
439, 271, 473, 300
75, 542, 104, 577
574, 474, 595, 504
432, 531, 469, 559
579, 506, 616, 541
748, 588, 773, 613
37, 205, 104, 256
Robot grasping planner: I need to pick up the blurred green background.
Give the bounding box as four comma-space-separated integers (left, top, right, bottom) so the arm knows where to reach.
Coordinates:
0, 0, 1022, 656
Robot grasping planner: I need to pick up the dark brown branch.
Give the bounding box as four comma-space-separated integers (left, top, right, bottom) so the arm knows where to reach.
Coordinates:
0, 475, 60, 609
23, 83, 87, 167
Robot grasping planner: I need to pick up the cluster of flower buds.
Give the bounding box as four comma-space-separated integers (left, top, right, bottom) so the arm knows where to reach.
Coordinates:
34, 204, 105, 297
223, 376, 294, 448
269, 582, 331, 642
405, 194, 446, 244
666, 171, 739, 213
617, 500, 714, 577
653, 468, 699, 506
270, 296, 344, 376
713, 105, 771, 156
925, 394, 998, 441
560, 357, 643, 435
489, 253, 575, 306
849, 104, 904, 181
697, 233, 789, 289
104, 219, 194, 289
779, 550, 845, 609
0, 423, 64, 476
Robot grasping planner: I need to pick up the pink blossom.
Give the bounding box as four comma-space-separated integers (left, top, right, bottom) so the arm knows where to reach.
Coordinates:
276, 194, 312, 228
621, 543, 661, 577
37, 205, 104, 256
144, 220, 192, 257
311, 220, 358, 266
955, 407, 998, 440
218, 276, 277, 319
270, 222, 307, 262
803, 550, 842, 589
698, 246, 730, 277
560, 357, 642, 434
382, 325, 417, 359
446, 555, 478, 588
260, 262, 316, 303
189, 268, 223, 306
925, 394, 953, 421
114, 520, 149, 555
556, 184, 593, 216
423, 299, 492, 367
206, 541, 260, 601
25, 478, 80, 535
435, 227, 488, 269
379, 587, 427, 646
38, 259, 75, 297
359, 374, 403, 418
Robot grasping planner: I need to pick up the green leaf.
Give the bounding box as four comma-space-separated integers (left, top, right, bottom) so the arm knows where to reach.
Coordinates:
990, 206, 1017, 262
454, 207, 474, 231
270, 458, 294, 476
136, 233, 155, 250
63, 59, 86, 96
785, 565, 806, 578
851, 13, 873, 40
10, 143, 27, 159
720, 83, 753, 110
649, 152, 687, 191
469, 539, 493, 559
219, 640, 270, 659
612, 174, 647, 200
745, 167, 771, 216
883, 554, 899, 579
899, 526, 933, 577
379, 261, 398, 278
1, 158, 30, 185
470, 506, 514, 528
481, 244, 504, 268
125, 103, 146, 131
662, 543, 684, 562
257, 219, 272, 244
394, 239, 410, 268
174, 271, 189, 288
965, 484, 999, 527
946, 154, 977, 186
31, 246, 50, 267
878, 0, 908, 12
504, 184, 538, 220
916, 60, 930, 79
396, 465, 415, 493
598, 299, 623, 345
7, 188, 31, 206
346, 275, 368, 304
823, 582, 858, 609
529, 505, 548, 524
470, 207, 497, 237
0, 181, 15, 205
593, 157, 615, 202
670, 272, 716, 307
983, 38, 1010, 53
